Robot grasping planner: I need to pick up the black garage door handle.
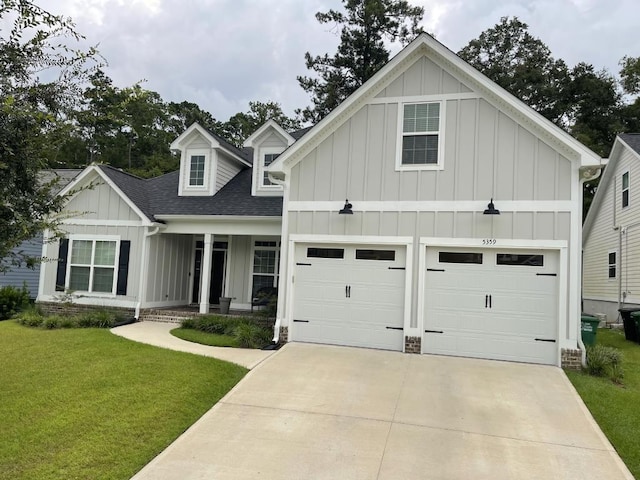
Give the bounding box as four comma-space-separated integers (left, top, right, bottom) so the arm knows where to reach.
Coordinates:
535, 338, 556, 342
293, 319, 309, 323
424, 329, 443, 334
386, 326, 403, 331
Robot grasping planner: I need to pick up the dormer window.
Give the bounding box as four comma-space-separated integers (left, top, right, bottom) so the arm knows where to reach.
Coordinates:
263, 153, 280, 186
189, 155, 205, 186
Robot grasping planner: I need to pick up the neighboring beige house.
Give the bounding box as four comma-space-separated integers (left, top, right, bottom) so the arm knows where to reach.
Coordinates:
583, 134, 640, 321
39, 34, 603, 367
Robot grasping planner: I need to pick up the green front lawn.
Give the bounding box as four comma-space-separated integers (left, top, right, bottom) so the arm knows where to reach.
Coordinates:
567, 328, 640, 478
171, 327, 240, 347
0, 320, 247, 480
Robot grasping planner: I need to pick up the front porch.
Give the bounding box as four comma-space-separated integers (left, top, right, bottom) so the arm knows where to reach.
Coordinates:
139, 305, 257, 324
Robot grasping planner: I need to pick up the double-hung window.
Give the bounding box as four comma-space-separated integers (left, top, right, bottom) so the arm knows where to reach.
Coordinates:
189, 155, 206, 186
608, 251, 617, 279
252, 240, 280, 296
263, 153, 279, 186
400, 102, 441, 168
622, 171, 629, 209
69, 239, 118, 293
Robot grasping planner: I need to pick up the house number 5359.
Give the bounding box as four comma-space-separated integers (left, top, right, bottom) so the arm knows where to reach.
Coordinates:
482, 239, 497, 245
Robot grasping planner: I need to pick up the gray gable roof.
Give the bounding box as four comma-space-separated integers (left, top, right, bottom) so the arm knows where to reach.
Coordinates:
620, 133, 640, 154
97, 165, 282, 222
290, 126, 313, 140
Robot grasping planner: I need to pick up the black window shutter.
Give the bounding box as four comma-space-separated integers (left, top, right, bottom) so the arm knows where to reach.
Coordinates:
55, 239, 69, 292
116, 241, 131, 295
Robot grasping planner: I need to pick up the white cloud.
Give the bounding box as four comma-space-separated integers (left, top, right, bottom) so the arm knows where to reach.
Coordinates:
48, 0, 638, 120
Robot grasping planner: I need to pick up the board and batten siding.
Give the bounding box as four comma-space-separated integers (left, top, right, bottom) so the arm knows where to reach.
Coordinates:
228, 236, 251, 305
66, 180, 142, 222
40, 224, 145, 305
584, 145, 640, 317
288, 99, 572, 203
145, 234, 191, 306
283, 52, 579, 343
216, 153, 243, 192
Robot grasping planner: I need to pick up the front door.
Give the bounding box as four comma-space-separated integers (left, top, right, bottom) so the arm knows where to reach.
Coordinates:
192, 240, 227, 305
209, 249, 226, 304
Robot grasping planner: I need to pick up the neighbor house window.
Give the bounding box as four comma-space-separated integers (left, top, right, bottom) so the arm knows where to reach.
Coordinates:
69, 239, 118, 293
401, 102, 441, 166
263, 153, 279, 186
608, 251, 617, 279
622, 171, 629, 208
252, 240, 280, 296
189, 155, 205, 186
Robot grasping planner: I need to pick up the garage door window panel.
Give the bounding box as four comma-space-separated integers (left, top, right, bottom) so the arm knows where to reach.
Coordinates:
439, 252, 483, 264
307, 248, 344, 259
496, 254, 544, 266
355, 249, 396, 261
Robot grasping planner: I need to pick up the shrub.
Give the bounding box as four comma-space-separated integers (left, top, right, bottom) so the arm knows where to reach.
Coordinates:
586, 344, 623, 382
234, 322, 272, 349
0, 284, 30, 320
182, 315, 243, 336
78, 309, 116, 328
15, 306, 45, 327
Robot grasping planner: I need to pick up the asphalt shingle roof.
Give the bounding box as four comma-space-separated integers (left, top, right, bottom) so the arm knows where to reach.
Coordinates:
620, 133, 640, 155
97, 165, 282, 222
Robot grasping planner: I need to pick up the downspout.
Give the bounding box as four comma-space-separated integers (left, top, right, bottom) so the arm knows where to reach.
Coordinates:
579, 166, 604, 366
135, 225, 163, 319
268, 172, 288, 344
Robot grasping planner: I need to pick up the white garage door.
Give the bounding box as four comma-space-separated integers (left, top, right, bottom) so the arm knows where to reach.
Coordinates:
423, 248, 558, 365
292, 244, 406, 351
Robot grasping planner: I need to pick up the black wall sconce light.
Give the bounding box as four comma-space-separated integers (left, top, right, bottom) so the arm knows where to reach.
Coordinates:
339, 199, 353, 215
483, 198, 500, 215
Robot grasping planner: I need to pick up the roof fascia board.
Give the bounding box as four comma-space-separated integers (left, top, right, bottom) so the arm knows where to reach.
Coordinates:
270, 33, 601, 174
57, 165, 99, 198
155, 215, 281, 222
95, 167, 154, 224
171, 122, 251, 167
582, 137, 624, 242
243, 119, 295, 147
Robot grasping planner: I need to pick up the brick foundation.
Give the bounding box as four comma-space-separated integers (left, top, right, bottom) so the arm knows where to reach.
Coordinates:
405, 336, 421, 353
37, 302, 135, 318
561, 348, 583, 370
279, 326, 288, 344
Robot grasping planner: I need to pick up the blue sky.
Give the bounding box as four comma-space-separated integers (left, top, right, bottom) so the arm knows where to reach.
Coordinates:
53, 0, 637, 121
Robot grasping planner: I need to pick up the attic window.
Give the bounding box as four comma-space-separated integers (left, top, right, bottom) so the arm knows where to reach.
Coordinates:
622, 171, 629, 208
263, 153, 279, 186
189, 155, 205, 186
400, 102, 441, 166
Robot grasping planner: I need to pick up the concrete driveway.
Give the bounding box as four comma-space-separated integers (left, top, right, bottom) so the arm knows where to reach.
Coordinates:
132, 343, 632, 480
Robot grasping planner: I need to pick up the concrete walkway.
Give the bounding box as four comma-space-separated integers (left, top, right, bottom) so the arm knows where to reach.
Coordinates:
130, 343, 633, 480
110, 321, 275, 369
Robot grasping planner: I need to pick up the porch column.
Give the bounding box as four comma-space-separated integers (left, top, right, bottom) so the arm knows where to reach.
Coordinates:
199, 233, 213, 314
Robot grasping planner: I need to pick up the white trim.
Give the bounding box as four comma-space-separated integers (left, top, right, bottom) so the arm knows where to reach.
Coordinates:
154, 215, 281, 222
284, 235, 414, 350
269, 34, 601, 176
61, 219, 146, 227
289, 234, 414, 245
37, 229, 51, 300
248, 236, 281, 304
417, 237, 568, 367
395, 100, 445, 171
621, 170, 630, 210
288, 200, 577, 213
37, 294, 137, 309
243, 119, 295, 148
170, 122, 251, 167
66, 234, 121, 295
224, 236, 233, 298
254, 146, 285, 196
368, 92, 480, 104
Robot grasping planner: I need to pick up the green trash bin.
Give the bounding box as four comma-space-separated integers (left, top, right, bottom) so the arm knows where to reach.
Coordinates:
631, 311, 640, 342
581, 315, 599, 346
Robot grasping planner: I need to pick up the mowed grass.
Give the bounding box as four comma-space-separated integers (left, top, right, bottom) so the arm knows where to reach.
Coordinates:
566, 328, 640, 478
171, 327, 240, 347
0, 320, 247, 480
